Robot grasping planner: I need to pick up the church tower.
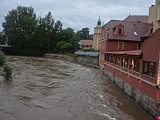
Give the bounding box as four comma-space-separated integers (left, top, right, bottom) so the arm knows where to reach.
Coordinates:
93, 16, 102, 50
153, 0, 160, 32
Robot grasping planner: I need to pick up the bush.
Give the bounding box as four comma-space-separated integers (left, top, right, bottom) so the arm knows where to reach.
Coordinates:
83, 47, 98, 52
2, 64, 13, 81
56, 41, 72, 53
0, 51, 5, 66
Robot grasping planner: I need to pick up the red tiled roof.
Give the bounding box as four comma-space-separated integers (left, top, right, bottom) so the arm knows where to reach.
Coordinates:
104, 20, 150, 42
105, 50, 142, 56
82, 40, 93, 45
123, 15, 148, 23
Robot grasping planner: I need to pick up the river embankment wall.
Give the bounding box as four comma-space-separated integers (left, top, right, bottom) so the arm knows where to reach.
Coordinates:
102, 68, 159, 118
45, 54, 99, 68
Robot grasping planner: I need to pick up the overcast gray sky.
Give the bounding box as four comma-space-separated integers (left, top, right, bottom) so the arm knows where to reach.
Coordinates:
0, 0, 155, 33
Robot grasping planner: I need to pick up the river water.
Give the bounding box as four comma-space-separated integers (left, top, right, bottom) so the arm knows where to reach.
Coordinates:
0, 56, 153, 120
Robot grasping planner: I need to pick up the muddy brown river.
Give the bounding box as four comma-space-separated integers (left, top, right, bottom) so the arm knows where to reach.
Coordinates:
0, 56, 154, 120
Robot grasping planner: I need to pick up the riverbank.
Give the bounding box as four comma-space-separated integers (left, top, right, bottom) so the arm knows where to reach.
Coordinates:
45, 53, 99, 68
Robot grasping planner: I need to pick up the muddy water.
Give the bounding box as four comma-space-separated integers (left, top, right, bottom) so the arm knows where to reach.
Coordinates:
0, 56, 153, 120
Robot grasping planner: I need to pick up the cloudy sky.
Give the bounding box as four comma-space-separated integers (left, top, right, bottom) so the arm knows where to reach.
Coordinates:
0, 0, 155, 33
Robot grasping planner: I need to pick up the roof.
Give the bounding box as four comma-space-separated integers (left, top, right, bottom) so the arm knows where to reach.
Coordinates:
0, 44, 12, 48
104, 20, 150, 42
123, 15, 148, 23
105, 50, 142, 56
75, 51, 98, 56
81, 40, 93, 45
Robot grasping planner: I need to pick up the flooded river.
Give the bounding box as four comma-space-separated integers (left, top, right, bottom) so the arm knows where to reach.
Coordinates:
0, 56, 153, 120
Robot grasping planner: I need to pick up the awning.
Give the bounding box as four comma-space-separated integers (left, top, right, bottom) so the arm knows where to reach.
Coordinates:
105, 50, 142, 56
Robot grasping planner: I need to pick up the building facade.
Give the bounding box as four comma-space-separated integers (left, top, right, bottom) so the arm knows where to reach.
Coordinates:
99, 0, 160, 117
79, 40, 93, 50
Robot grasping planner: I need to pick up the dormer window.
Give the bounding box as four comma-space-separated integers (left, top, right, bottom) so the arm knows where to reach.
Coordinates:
113, 24, 125, 35
150, 27, 153, 34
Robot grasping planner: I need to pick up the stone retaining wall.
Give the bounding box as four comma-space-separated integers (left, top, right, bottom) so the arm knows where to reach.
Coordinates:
103, 68, 160, 118
45, 54, 99, 68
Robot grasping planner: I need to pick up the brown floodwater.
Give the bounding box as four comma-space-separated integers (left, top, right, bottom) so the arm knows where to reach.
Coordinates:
0, 56, 154, 120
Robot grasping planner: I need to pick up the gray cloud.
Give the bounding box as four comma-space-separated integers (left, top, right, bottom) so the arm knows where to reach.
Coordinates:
0, 0, 155, 33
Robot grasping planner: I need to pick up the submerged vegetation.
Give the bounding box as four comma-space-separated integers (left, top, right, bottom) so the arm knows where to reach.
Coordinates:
2, 64, 13, 81
0, 51, 13, 81
0, 51, 5, 66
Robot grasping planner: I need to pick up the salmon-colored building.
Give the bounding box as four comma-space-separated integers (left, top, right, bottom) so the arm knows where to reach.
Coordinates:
79, 40, 93, 49
99, 0, 160, 117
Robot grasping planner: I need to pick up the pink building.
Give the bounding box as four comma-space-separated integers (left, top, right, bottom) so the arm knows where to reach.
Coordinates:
99, 15, 160, 117
79, 40, 93, 49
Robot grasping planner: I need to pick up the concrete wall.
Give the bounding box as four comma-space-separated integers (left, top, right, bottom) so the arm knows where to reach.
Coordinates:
45, 54, 99, 68
103, 68, 160, 118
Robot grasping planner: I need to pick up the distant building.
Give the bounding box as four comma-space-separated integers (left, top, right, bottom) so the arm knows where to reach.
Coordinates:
150, 0, 160, 32
93, 16, 102, 50
147, 0, 160, 32
79, 40, 93, 49
0, 44, 12, 55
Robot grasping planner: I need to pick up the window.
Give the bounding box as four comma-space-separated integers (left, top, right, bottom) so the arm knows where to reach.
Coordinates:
150, 27, 153, 34
106, 55, 111, 62
106, 55, 114, 63
118, 28, 123, 34
130, 59, 140, 72
143, 61, 157, 78
122, 58, 129, 68
118, 42, 124, 50
113, 27, 116, 33
115, 57, 121, 66
133, 31, 138, 36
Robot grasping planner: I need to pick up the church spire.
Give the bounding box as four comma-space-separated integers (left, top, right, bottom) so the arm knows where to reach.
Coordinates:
97, 16, 101, 27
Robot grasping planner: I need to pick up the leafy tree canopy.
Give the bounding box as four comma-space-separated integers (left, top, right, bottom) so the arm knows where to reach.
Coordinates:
77, 27, 92, 40
56, 41, 72, 53
1, 6, 92, 56
2, 6, 63, 56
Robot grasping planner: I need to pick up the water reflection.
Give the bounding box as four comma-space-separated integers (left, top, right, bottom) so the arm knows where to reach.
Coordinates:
0, 56, 154, 120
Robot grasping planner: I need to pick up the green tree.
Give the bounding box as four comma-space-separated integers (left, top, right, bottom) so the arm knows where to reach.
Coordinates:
56, 41, 72, 53
34, 12, 63, 54
58, 28, 79, 52
2, 6, 37, 55
2, 6, 64, 56
0, 32, 6, 44
2, 64, 13, 81
54, 20, 63, 33
77, 27, 92, 39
